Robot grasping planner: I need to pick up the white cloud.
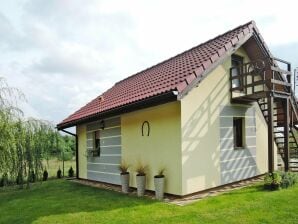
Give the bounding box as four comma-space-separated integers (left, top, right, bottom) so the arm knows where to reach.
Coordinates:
0, 0, 297, 125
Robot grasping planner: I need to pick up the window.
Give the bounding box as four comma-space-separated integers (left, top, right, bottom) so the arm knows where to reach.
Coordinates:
92, 130, 101, 157
231, 55, 244, 89
233, 117, 245, 148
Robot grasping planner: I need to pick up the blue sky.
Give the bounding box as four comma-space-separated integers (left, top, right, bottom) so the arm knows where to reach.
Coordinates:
0, 0, 297, 125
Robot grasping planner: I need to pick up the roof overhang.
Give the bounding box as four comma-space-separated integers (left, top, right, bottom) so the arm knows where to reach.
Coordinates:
57, 90, 178, 130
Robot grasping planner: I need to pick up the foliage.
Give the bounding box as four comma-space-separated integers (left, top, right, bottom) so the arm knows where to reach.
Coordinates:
280, 172, 298, 189
0, 77, 75, 186
155, 167, 165, 178
29, 171, 36, 183
118, 160, 130, 174
43, 170, 48, 181
135, 162, 147, 176
68, 167, 74, 178
0, 173, 8, 187
264, 172, 298, 190
57, 168, 62, 179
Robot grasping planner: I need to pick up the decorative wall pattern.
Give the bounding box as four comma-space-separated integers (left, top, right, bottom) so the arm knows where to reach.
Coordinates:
86, 117, 121, 184
219, 106, 258, 185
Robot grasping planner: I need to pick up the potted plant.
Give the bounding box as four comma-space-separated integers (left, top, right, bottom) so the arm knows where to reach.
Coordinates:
154, 168, 165, 200
135, 162, 147, 197
118, 160, 130, 193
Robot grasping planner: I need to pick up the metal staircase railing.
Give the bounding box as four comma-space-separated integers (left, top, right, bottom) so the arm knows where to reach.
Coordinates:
230, 57, 298, 172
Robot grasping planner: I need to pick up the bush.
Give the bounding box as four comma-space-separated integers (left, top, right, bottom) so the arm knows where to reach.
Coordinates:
68, 166, 74, 178
43, 170, 48, 181
57, 168, 62, 178
16, 172, 24, 185
29, 171, 36, 183
0, 173, 8, 187
264, 172, 298, 190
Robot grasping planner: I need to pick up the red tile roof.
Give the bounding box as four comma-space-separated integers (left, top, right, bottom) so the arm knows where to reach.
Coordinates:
58, 21, 256, 129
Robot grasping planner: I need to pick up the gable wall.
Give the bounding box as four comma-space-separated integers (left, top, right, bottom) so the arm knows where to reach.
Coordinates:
180, 47, 277, 195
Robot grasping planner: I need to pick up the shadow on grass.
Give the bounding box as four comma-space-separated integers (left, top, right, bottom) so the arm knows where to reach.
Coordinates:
0, 179, 157, 223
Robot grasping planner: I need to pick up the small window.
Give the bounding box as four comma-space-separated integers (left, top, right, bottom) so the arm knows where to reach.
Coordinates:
92, 130, 101, 157
233, 117, 245, 148
231, 55, 244, 89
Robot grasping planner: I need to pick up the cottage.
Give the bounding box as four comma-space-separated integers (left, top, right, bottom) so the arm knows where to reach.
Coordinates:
57, 21, 298, 196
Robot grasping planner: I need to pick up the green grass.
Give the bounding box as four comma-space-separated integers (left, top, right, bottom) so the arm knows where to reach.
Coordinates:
0, 180, 298, 224
43, 159, 76, 177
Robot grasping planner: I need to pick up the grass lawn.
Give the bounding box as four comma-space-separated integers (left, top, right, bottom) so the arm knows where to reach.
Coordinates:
0, 180, 298, 224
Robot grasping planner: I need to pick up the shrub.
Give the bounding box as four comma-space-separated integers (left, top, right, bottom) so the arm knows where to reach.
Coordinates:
43, 170, 48, 181
68, 166, 74, 177
57, 168, 62, 178
265, 171, 298, 190
0, 173, 8, 187
263, 172, 281, 190
16, 172, 24, 185
29, 171, 36, 183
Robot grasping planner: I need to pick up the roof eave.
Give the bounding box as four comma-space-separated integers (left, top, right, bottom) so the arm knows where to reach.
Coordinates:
57, 90, 178, 130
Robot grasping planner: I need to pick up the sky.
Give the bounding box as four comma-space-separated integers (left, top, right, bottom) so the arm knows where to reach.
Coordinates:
0, 0, 297, 126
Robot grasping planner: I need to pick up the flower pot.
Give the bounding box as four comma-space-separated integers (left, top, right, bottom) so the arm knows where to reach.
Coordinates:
136, 175, 146, 196
154, 175, 165, 200
120, 172, 130, 193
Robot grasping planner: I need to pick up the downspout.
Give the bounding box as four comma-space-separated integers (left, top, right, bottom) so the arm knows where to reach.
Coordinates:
59, 129, 79, 179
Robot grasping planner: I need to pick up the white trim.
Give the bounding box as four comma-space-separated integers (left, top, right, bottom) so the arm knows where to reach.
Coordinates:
220, 116, 255, 118
87, 162, 119, 166
87, 170, 119, 176
100, 145, 121, 148
220, 146, 256, 152
87, 145, 121, 150
86, 125, 121, 133
221, 165, 257, 174
100, 135, 121, 139
87, 135, 121, 141
221, 155, 256, 163
100, 154, 121, 157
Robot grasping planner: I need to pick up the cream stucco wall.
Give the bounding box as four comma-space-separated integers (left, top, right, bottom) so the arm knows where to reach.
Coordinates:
75, 47, 277, 196
180, 47, 277, 195
77, 125, 87, 179
121, 101, 182, 195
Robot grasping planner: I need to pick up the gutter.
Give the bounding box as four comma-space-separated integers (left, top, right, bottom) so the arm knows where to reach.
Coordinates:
60, 129, 79, 179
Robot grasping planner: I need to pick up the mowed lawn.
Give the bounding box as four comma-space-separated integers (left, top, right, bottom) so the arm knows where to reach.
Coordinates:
0, 180, 298, 224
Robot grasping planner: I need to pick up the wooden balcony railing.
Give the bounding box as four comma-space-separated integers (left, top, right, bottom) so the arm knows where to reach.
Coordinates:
230, 57, 292, 101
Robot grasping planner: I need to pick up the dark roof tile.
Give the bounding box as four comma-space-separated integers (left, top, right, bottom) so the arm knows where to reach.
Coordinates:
58, 21, 255, 128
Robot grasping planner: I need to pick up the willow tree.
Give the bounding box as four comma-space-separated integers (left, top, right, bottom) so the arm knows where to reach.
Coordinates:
0, 77, 57, 187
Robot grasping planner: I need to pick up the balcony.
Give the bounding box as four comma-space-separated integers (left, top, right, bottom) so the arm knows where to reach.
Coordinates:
230, 57, 292, 103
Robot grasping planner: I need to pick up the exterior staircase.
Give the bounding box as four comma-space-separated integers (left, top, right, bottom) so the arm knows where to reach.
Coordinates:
230, 57, 298, 172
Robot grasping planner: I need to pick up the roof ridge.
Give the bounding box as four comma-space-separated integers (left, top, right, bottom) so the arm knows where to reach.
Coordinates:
114, 20, 254, 86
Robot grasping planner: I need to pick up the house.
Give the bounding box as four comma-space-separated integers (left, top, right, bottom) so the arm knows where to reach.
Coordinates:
57, 21, 298, 196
